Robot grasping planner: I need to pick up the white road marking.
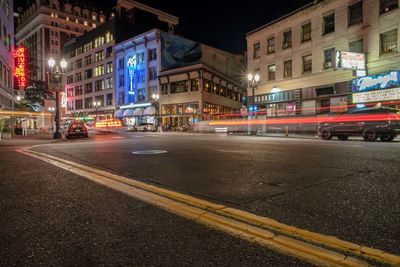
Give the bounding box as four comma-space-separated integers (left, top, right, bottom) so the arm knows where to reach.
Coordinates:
132, 150, 168, 155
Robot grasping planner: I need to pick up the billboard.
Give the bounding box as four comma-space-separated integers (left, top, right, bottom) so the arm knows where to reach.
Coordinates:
353, 87, 400, 103
161, 32, 202, 70
335, 51, 365, 70
352, 71, 400, 92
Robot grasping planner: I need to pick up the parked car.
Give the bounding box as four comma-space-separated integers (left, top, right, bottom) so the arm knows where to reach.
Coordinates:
124, 123, 156, 132
65, 122, 88, 139
319, 107, 400, 142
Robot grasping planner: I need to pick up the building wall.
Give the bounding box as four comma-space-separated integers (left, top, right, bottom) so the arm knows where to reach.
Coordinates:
0, 0, 14, 109
15, 0, 107, 82
247, 0, 400, 97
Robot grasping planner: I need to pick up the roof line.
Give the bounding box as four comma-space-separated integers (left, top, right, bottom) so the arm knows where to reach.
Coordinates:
246, 0, 317, 36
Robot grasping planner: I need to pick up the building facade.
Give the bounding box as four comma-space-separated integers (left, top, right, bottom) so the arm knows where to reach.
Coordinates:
15, 0, 107, 84
0, 0, 14, 109
66, 0, 178, 121
247, 0, 400, 117
158, 44, 246, 127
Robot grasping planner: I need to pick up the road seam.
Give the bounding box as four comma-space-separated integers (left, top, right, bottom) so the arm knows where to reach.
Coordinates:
19, 148, 400, 266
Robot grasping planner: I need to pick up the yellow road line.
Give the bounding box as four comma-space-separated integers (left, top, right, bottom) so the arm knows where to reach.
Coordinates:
19, 149, 400, 266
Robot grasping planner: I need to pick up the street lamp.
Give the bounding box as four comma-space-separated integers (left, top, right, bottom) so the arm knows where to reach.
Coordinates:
48, 57, 67, 139
247, 72, 260, 135
151, 93, 160, 127
48, 107, 55, 134
93, 101, 101, 121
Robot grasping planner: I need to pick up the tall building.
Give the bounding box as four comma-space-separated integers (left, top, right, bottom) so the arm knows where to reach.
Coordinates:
0, 0, 14, 109
15, 0, 108, 83
247, 0, 400, 117
64, 0, 178, 120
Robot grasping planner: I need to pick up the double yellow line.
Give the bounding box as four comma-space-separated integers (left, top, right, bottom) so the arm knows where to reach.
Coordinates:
19, 148, 400, 266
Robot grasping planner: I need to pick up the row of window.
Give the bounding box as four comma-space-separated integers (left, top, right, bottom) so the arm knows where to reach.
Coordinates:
117, 49, 157, 70
117, 67, 158, 87
50, 11, 104, 28
67, 63, 113, 84
67, 78, 113, 96
67, 94, 113, 111
253, 0, 398, 58
71, 32, 113, 58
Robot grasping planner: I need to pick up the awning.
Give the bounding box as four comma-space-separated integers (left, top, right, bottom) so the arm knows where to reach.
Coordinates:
144, 106, 156, 115
133, 108, 144, 116
115, 109, 124, 118
123, 109, 134, 117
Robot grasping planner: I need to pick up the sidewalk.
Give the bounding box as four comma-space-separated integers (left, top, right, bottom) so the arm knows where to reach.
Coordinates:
0, 134, 63, 146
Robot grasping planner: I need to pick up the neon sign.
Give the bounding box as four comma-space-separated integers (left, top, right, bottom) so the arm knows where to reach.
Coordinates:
127, 55, 137, 96
352, 71, 400, 92
95, 120, 122, 128
14, 47, 27, 88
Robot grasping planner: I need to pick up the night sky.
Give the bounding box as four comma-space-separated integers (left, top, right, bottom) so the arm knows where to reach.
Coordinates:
15, 0, 314, 54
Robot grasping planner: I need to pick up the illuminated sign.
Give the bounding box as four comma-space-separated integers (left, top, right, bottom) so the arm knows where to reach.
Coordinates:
127, 55, 137, 96
60, 92, 67, 108
95, 120, 122, 128
352, 71, 400, 92
120, 103, 152, 109
14, 47, 27, 88
353, 87, 400, 103
335, 51, 365, 70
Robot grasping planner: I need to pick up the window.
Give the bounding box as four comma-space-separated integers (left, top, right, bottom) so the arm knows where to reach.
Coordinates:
67, 75, 74, 84
106, 62, 112, 73
106, 47, 112, 58
95, 51, 104, 62
148, 66, 157, 80
171, 81, 188, 94
268, 65, 276, 80
149, 85, 158, 95
118, 74, 124, 87
253, 43, 260, 58
267, 37, 275, 54
75, 99, 83, 110
84, 69, 93, 79
283, 30, 292, 49
137, 69, 145, 83
323, 13, 335, 34
67, 88, 74, 97
302, 23, 311, 42
323, 48, 335, 68
137, 88, 145, 101
191, 78, 199, 91
302, 54, 312, 73
75, 59, 82, 69
349, 39, 363, 53
137, 52, 145, 64
283, 60, 292, 78
75, 72, 82, 82
94, 36, 104, 47
380, 0, 398, 14
118, 92, 125, 105
118, 58, 124, 70
84, 55, 92, 66
148, 48, 157, 61
84, 42, 92, 52
95, 80, 104, 91
94, 95, 103, 106
67, 101, 74, 111
75, 85, 83, 96
380, 29, 398, 54
106, 93, 113, 106
161, 84, 168, 95
349, 2, 363, 26
105, 32, 113, 43
84, 83, 93, 94
105, 77, 113, 89
85, 97, 93, 108
94, 65, 104, 77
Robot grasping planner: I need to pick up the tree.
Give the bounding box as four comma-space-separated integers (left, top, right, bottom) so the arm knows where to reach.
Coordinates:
24, 80, 53, 107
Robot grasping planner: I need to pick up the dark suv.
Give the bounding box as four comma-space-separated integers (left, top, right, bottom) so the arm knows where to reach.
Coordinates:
319, 107, 400, 142
65, 122, 88, 139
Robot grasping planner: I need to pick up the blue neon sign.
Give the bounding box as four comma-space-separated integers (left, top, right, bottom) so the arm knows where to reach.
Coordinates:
127, 55, 137, 96
352, 71, 400, 92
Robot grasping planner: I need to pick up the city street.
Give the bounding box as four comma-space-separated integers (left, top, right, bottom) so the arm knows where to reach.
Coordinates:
1, 133, 399, 266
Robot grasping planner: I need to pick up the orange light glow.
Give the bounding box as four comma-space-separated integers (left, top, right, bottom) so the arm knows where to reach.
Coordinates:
95, 120, 122, 128
14, 47, 27, 88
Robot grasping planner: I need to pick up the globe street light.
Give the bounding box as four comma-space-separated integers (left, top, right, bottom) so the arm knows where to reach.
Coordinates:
93, 101, 101, 121
247, 72, 260, 135
48, 57, 67, 139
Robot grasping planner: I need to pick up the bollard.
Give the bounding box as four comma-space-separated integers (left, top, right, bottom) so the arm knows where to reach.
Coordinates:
285, 125, 289, 137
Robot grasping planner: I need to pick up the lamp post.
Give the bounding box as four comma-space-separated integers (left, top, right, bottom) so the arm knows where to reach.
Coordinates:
48, 57, 67, 139
93, 101, 101, 121
247, 72, 260, 135
151, 93, 160, 125
48, 107, 55, 134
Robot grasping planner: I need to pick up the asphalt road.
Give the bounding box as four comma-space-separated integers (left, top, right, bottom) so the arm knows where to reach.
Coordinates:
1, 132, 400, 266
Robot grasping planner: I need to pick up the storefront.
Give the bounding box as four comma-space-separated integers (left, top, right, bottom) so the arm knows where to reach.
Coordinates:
116, 103, 158, 127
352, 71, 400, 109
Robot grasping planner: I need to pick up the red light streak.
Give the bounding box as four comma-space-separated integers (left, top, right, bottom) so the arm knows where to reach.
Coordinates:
14, 47, 27, 88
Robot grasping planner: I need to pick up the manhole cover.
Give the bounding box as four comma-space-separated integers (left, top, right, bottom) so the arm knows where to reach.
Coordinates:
132, 150, 168, 155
